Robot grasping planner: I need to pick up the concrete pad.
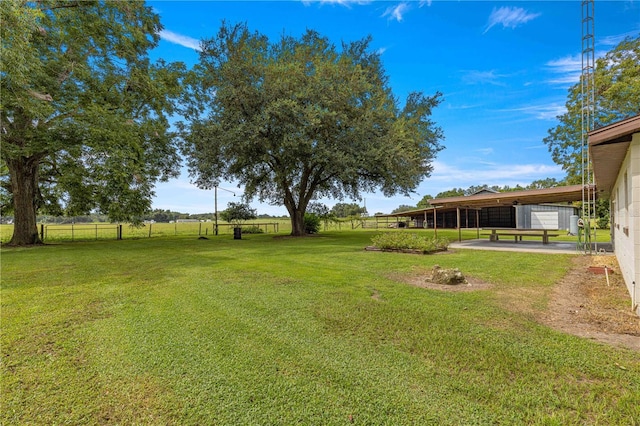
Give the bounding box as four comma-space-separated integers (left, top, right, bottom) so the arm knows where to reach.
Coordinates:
449, 239, 613, 255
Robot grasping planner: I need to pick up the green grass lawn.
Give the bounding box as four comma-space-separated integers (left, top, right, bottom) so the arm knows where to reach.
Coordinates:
0, 221, 611, 245
1, 231, 638, 424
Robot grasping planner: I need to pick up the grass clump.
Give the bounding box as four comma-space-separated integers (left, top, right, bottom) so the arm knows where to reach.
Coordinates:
371, 231, 449, 253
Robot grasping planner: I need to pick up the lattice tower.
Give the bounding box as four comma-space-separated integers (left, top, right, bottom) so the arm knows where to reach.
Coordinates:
580, 0, 597, 253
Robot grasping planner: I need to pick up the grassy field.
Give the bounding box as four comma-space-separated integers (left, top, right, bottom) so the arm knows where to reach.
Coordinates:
2, 231, 638, 424
0, 219, 611, 244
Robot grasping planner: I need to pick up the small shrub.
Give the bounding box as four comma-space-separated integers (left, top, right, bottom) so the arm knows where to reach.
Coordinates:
304, 213, 321, 234
371, 232, 448, 253
596, 215, 609, 230
241, 226, 264, 234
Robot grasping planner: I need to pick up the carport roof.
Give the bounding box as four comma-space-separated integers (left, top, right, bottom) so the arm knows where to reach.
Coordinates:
589, 114, 640, 197
429, 185, 586, 209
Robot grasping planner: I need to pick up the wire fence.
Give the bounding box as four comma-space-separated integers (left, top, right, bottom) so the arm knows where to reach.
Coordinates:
0, 217, 412, 244
0, 222, 285, 243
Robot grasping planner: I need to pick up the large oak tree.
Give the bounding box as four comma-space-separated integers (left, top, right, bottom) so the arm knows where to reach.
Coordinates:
181, 23, 444, 236
1, 0, 185, 245
544, 35, 640, 183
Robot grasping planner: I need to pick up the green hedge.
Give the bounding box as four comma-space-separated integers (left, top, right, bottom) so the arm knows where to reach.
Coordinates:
371, 232, 449, 253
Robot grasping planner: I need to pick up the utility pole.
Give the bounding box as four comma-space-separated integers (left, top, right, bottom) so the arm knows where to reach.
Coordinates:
214, 185, 236, 236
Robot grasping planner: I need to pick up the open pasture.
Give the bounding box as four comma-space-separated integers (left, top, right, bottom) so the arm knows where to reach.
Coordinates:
0, 219, 610, 245
1, 231, 638, 424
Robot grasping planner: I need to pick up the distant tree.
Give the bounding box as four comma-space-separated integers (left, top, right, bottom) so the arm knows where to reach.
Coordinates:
181, 23, 444, 236
416, 194, 433, 208
391, 205, 416, 214
220, 202, 257, 227
526, 178, 561, 190
544, 35, 640, 184
463, 185, 491, 195
435, 181, 560, 199
330, 202, 367, 218
1, 1, 186, 245
148, 209, 175, 223
435, 188, 465, 198
496, 184, 525, 193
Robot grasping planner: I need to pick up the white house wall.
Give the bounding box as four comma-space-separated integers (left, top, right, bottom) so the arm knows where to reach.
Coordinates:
611, 133, 640, 315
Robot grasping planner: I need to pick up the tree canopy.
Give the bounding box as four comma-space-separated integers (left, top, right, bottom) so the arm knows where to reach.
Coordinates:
416, 194, 433, 209
391, 205, 416, 214
219, 202, 257, 226
0, 0, 185, 245
330, 202, 367, 218
544, 35, 640, 184
181, 23, 444, 236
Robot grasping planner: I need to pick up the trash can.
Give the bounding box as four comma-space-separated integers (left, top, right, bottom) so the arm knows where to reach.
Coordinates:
233, 227, 242, 240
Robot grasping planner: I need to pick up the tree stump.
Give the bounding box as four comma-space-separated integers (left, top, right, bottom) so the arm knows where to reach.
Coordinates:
430, 265, 467, 285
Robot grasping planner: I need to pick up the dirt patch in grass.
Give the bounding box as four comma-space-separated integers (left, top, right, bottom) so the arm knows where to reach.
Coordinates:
396, 256, 640, 351
539, 255, 640, 351
398, 269, 493, 292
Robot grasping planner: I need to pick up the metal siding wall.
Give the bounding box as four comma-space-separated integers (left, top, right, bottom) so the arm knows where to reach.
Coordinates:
516, 205, 531, 229
518, 205, 576, 230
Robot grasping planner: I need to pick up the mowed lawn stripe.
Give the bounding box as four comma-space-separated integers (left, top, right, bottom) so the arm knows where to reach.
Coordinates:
2, 232, 639, 424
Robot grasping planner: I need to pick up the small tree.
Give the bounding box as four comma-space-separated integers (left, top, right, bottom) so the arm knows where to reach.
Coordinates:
219, 202, 257, 227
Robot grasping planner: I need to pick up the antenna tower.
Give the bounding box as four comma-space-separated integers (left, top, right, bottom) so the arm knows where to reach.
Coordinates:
580, 0, 596, 253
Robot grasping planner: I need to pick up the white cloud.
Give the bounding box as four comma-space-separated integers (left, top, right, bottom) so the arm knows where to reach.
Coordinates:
544, 49, 609, 86
302, 0, 371, 7
500, 103, 567, 121
159, 29, 202, 51
484, 6, 541, 34
419, 0, 432, 7
475, 148, 494, 155
382, 3, 410, 22
429, 161, 563, 186
544, 54, 581, 85
599, 29, 640, 47
461, 69, 508, 86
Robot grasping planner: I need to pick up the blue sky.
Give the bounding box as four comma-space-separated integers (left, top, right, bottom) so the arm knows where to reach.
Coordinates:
148, 0, 640, 216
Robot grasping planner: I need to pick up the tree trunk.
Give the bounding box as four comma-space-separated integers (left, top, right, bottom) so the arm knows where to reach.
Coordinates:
7, 156, 43, 245
289, 208, 305, 237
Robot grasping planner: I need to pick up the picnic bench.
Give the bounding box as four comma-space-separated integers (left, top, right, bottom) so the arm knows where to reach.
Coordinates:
482, 228, 560, 245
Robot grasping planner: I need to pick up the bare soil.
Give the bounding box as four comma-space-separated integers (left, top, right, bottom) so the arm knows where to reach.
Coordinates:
399, 255, 640, 351
537, 255, 640, 351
